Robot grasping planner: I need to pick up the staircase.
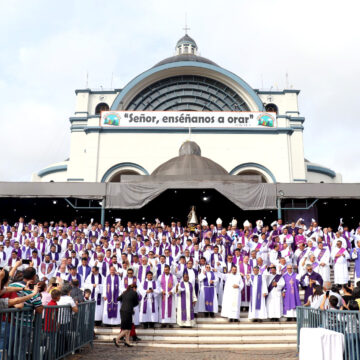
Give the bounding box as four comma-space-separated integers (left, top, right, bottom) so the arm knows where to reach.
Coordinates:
95, 315, 297, 349
94, 263, 354, 349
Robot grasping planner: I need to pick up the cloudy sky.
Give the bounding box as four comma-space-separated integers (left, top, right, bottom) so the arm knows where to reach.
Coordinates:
1, 0, 359, 182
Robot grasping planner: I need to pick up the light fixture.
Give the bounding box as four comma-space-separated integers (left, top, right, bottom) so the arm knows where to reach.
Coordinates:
203, 196, 208, 201
278, 190, 285, 197
174, 190, 177, 194
99, 201, 103, 206
53, 200, 57, 205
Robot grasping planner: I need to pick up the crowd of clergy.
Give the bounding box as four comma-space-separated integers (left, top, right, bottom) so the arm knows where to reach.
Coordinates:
1, 215, 360, 328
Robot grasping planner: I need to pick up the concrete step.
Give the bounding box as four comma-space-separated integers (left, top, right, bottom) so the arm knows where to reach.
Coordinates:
96, 334, 297, 344
94, 342, 297, 349
96, 328, 297, 336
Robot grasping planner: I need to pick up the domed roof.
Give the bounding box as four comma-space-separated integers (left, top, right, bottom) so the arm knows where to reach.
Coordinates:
153, 54, 218, 68
152, 141, 228, 176
179, 141, 201, 156
176, 34, 197, 48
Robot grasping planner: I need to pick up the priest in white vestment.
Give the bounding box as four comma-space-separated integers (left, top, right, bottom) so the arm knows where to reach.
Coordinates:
313, 242, 331, 282
84, 266, 104, 323
331, 240, 350, 285
246, 266, 268, 321
220, 265, 244, 321
102, 266, 121, 325
176, 273, 197, 327
139, 271, 160, 328
265, 265, 285, 320
157, 265, 177, 327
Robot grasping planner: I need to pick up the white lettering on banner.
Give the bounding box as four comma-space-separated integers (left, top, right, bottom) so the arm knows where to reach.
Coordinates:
100, 111, 277, 129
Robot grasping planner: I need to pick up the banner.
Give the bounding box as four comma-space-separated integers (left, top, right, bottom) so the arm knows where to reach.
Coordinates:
100, 111, 277, 129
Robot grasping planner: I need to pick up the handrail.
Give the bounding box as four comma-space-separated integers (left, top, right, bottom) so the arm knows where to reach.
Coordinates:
0, 300, 95, 360
296, 306, 360, 360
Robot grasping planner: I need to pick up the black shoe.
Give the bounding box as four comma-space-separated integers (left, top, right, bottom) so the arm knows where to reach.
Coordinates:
234, 319, 239, 322
143, 323, 149, 329
161, 324, 166, 328
149, 323, 155, 328
168, 324, 174, 328
210, 312, 215, 318
132, 336, 141, 341
113, 338, 120, 348
124, 342, 133, 347
229, 319, 233, 322
204, 313, 209, 318
194, 313, 198, 318
120, 336, 125, 341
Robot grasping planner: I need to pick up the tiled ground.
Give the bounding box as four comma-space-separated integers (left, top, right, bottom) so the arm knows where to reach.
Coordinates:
70, 344, 298, 360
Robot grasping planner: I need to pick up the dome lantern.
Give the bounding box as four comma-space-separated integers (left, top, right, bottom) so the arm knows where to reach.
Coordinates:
176, 34, 198, 55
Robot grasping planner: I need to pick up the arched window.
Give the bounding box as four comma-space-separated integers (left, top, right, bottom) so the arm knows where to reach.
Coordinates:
265, 103, 278, 114
95, 102, 109, 115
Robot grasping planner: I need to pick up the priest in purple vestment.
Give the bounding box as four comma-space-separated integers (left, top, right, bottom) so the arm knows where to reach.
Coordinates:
300, 264, 323, 303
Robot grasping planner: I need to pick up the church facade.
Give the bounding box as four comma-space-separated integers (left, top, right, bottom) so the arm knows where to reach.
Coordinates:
33, 34, 341, 184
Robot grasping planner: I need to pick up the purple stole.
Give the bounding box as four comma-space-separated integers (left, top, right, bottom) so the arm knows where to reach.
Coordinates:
142, 280, 156, 314
98, 261, 107, 277
78, 265, 91, 279
64, 250, 71, 259
203, 271, 215, 312
354, 248, 360, 277
68, 273, 82, 286
123, 276, 137, 289
90, 274, 102, 305
334, 247, 345, 263
157, 263, 164, 277
160, 273, 174, 319
170, 245, 179, 257
40, 262, 54, 275
165, 256, 173, 266
50, 252, 59, 261
317, 249, 326, 262
267, 274, 282, 294
210, 253, 222, 267
259, 265, 267, 274
250, 274, 263, 310
180, 281, 194, 321
74, 243, 84, 253
0, 252, 6, 262
240, 262, 251, 301
138, 265, 151, 283
312, 261, 319, 269
297, 250, 307, 265
8, 258, 18, 266
295, 235, 306, 246
22, 247, 31, 259
106, 275, 120, 318
281, 266, 287, 275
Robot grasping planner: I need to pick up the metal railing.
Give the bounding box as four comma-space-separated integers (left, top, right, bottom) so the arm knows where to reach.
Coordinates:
0, 301, 95, 360
297, 306, 360, 360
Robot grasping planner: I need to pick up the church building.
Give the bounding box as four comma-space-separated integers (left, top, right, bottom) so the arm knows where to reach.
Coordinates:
33, 34, 341, 184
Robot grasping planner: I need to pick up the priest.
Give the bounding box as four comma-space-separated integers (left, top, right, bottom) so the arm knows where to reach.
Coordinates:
139, 271, 159, 328
265, 265, 285, 321
220, 265, 244, 322
282, 264, 301, 321
246, 266, 268, 321
157, 265, 177, 327
351, 240, 360, 284
300, 264, 323, 303
176, 273, 197, 327
84, 266, 104, 325
331, 240, 350, 285
198, 264, 219, 317
102, 265, 121, 325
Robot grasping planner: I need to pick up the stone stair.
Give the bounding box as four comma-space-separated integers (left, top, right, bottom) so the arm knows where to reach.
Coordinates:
94, 263, 355, 349
95, 315, 297, 349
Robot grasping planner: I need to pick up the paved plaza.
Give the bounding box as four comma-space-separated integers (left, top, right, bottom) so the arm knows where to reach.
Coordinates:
70, 344, 298, 360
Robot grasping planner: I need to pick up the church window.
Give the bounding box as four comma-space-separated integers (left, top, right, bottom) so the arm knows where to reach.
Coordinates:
95, 102, 109, 115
